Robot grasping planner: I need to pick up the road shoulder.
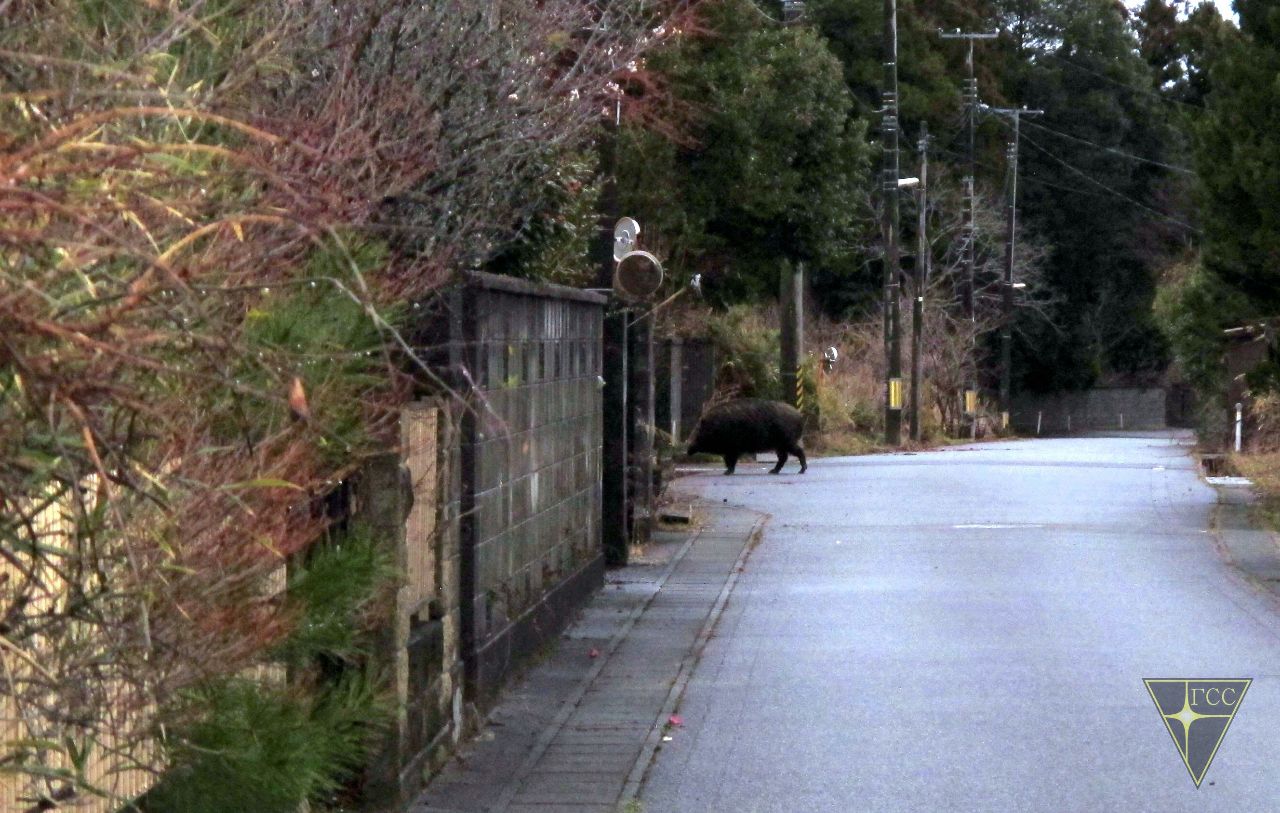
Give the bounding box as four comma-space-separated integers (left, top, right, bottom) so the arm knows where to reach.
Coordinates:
1210, 478, 1280, 599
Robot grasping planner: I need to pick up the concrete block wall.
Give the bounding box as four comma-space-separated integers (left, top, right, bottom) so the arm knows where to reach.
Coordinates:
655, 337, 717, 443
450, 273, 605, 704
1010, 387, 1167, 433
361, 273, 605, 808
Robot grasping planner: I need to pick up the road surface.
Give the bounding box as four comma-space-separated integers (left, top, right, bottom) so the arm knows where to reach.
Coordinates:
640, 433, 1280, 812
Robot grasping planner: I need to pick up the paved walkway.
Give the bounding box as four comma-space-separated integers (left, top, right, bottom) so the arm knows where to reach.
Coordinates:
413, 498, 764, 813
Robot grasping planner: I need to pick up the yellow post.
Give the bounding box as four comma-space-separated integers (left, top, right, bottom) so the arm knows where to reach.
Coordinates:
888, 377, 904, 410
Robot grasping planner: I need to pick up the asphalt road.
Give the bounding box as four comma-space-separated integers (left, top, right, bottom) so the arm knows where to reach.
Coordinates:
640, 433, 1280, 812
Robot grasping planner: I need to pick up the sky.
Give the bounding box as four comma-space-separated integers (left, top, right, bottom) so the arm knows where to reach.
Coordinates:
1126, 1, 1238, 22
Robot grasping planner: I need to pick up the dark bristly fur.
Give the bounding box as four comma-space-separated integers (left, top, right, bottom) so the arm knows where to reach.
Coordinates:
686, 398, 807, 475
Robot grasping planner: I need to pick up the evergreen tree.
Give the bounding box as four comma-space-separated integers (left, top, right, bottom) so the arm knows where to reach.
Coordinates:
617, 0, 872, 305
1195, 0, 1280, 309
991, 0, 1182, 389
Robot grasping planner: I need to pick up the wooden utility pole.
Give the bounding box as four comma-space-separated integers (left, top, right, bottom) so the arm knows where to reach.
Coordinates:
984, 105, 1042, 429
938, 29, 996, 438
882, 0, 903, 446
910, 124, 928, 442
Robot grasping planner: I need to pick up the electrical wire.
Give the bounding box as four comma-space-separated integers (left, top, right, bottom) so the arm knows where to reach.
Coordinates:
1039, 51, 1204, 111
1011, 125, 1199, 232
1020, 117, 1195, 175
930, 142, 1134, 205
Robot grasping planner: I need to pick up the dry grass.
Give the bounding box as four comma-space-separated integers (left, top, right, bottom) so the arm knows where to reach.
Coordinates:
1231, 452, 1280, 530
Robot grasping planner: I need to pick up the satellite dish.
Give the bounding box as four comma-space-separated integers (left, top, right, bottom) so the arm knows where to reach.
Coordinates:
614, 250, 663, 301
613, 217, 641, 262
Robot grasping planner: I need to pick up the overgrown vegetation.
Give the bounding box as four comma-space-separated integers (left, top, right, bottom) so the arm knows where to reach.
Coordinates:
143, 528, 390, 813
0, 0, 688, 808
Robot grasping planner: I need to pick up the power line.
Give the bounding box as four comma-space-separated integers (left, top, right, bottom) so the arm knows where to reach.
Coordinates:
933, 141, 1196, 230
1020, 118, 1194, 175
929, 143, 1193, 233
1040, 52, 1204, 111
1010, 124, 1200, 232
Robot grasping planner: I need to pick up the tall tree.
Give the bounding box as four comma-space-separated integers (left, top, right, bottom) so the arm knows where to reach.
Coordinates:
617, 0, 872, 305
1195, 0, 1280, 308
989, 0, 1184, 389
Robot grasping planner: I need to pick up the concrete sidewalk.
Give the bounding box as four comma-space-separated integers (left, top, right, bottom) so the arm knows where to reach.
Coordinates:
1212, 480, 1280, 594
412, 493, 765, 813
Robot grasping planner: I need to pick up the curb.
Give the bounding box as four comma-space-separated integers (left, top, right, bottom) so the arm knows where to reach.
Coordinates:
487, 527, 705, 813
618, 509, 768, 804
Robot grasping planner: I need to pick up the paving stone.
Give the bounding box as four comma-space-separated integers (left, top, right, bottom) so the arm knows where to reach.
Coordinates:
413, 495, 762, 812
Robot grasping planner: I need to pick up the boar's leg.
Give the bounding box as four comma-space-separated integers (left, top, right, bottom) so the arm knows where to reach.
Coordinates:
723, 453, 740, 475
769, 448, 788, 474
792, 444, 807, 474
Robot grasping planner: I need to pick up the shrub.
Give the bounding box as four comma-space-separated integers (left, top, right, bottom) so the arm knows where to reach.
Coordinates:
142, 527, 391, 813
706, 305, 781, 400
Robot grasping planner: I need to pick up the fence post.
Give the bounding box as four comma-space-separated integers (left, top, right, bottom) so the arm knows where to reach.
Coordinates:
1235, 402, 1244, 453
628, 313, 654, 547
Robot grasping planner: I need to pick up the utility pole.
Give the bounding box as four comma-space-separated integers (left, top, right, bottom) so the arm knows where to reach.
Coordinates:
592, 111, 629, 565
882, 0, 903, 446
937, 30, 996, 321
910, 124, 928, 442
983, 104, 1042, 429
938, 29, 996, 437
781, 0, 806, 416
780, 262, 804, 410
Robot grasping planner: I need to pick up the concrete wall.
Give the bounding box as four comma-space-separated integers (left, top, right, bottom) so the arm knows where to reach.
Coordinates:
435, 272, 606, 705
1010, 387, 1168, 433
361, 272, 605, 808
655, 338, 717, 443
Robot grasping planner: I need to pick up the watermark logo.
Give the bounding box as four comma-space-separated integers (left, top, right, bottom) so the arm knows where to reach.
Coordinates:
1144, 678, 1251, 787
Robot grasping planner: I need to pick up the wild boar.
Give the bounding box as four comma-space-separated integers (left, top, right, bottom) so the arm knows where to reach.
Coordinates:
686, 398, 807, 475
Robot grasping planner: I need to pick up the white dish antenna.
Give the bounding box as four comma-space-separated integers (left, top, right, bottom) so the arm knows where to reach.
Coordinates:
614, 217, 641, 262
